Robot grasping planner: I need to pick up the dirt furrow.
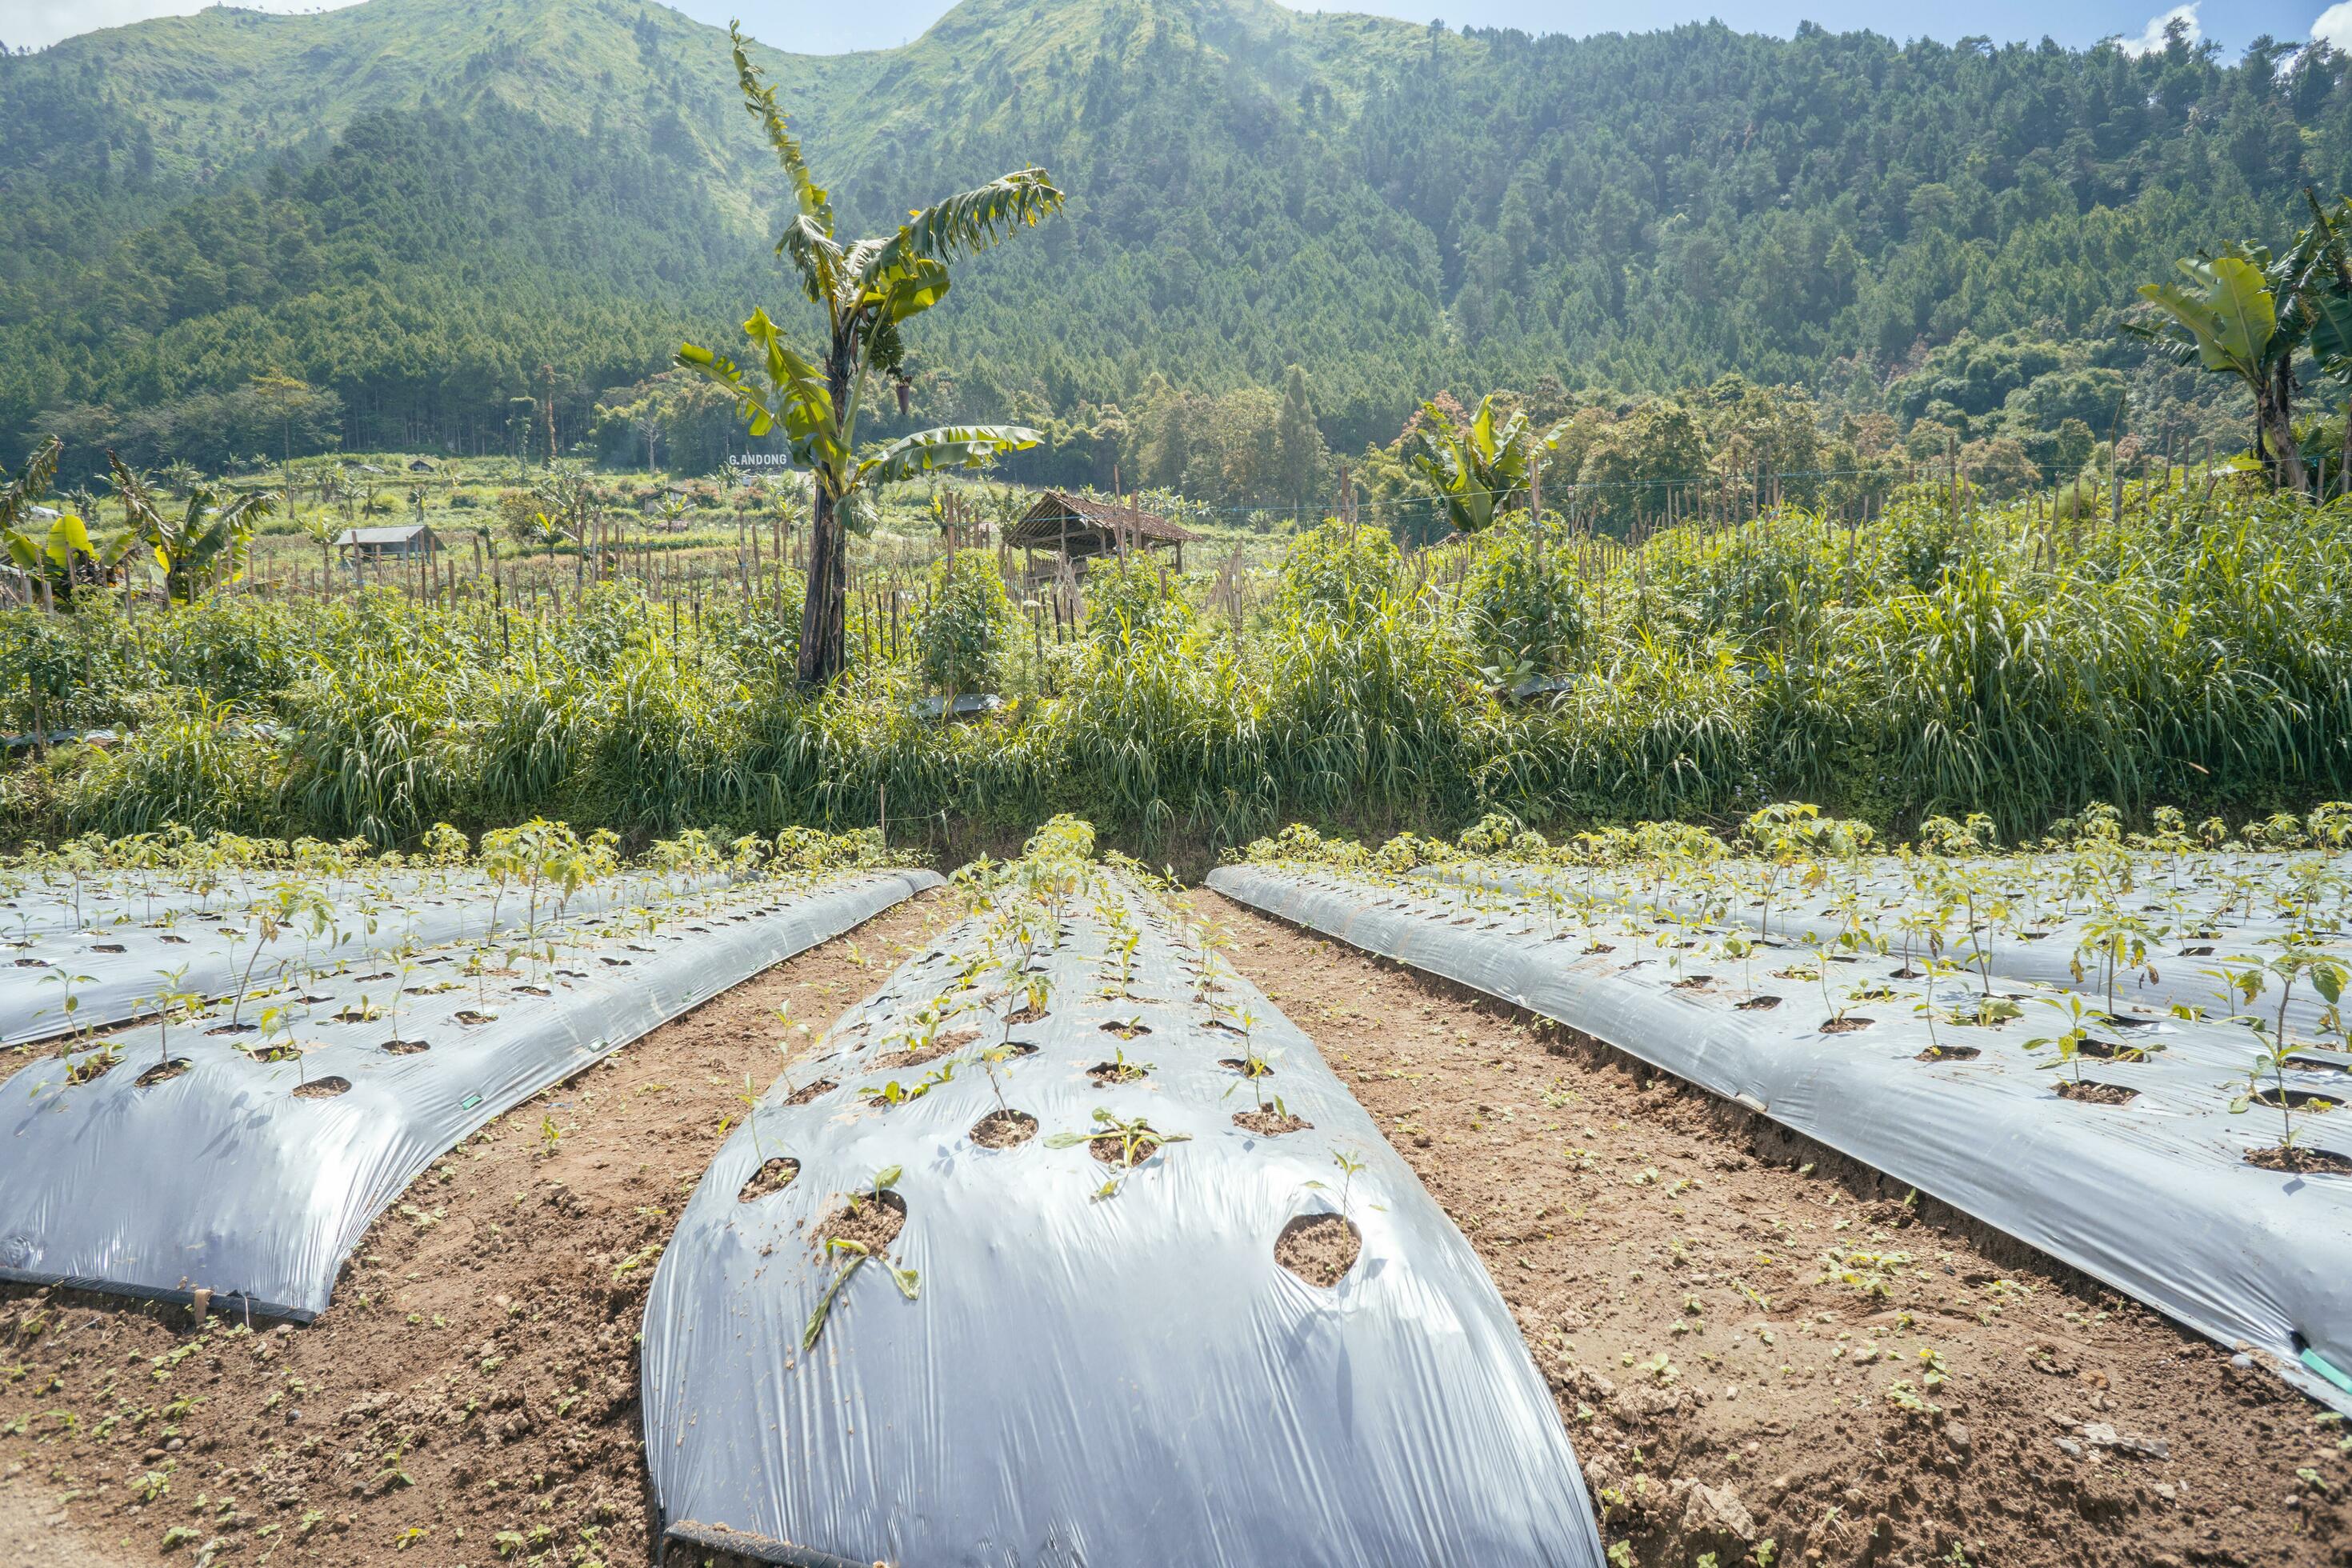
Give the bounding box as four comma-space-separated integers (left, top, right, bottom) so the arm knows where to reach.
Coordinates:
1200, 892, 2352, 1568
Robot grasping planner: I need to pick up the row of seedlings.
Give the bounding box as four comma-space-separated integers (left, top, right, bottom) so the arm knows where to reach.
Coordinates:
1210, 834, 2352, 1412
642, 817, 1607, 1568
0, 822, 763, 1046
0, 845, 938, 1318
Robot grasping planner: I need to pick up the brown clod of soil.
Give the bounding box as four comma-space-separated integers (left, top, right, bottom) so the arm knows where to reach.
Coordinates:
1194, 888, 2350, 1568
2245, 1144, 2352, 1174
1274, 1213, 1361, 1287
292, 1074, 351, 1098
814, 1189, 906, 1254
970, 1109, 1039, 1149
2054, 1079, 2138, 1106
736, 1157, 800, 1202
783, 1077, 836, 1106
0, 889, 945, 1568
1233, 1108, 1312, 1136
133, 1058, 190, 1087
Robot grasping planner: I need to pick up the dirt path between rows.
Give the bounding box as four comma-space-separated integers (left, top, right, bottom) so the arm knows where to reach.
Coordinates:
0, 890, 948, 1568
1198, 893, 2352, 1568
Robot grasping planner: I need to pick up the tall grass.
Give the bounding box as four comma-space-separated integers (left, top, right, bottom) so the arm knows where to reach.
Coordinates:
7, 482, 2350, 853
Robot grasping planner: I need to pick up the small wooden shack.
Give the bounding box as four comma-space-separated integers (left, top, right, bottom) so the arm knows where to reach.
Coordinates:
1006, 491, 1197, 572
334, 524, 438, 563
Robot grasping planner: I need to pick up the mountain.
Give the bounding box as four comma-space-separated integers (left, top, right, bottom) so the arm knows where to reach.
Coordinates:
0, 0, 2342, 477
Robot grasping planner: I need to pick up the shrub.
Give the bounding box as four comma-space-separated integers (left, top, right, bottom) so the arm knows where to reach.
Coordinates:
913, 549, 1011, 694
1462, 517, 1586, 677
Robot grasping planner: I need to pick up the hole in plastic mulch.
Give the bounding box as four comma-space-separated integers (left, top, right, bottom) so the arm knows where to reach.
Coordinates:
1218, 1057, 1274, 1078
293, 1076, 353, 1099
1087, 1125, 1174, 1166
783, 1078, 837, 1106
1086, 1059, 1150, 1085
2076, 1036, 2163, 1062
737, 1157, 801, 1202
1819, 1016, 1874, 1034
2246, 1144, 2352, 1174
970, 1109, 1038, 1149
136, 1059, 192, 1087
2053, 1080, 2138, 1106
1233, 1107, 1312, 1136
1275, 1213, 1362, 1288
1735, 994, 1782, 1011
380, 1038, 431, 1055
1915, 1044, 1982, 1062
205, 1022, 258, 1035
454, 1010, 497, 1026
1099, 1020, 1151, 1040
2254, 1085, 2338, 1111
814, 1190, 906, 1253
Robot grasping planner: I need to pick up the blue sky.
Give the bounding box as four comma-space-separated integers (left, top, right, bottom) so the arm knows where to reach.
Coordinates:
4, 0, 2339, 57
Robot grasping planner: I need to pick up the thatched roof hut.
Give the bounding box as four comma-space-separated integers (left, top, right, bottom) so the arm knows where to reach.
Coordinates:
1006, 491, 1197, 570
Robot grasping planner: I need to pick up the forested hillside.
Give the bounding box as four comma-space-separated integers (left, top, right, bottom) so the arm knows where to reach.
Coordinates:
1, 0, 2340, 488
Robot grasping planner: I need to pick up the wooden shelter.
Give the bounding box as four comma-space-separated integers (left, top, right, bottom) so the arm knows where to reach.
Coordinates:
334, 524, 438, 563
1006, 491, 1197, 571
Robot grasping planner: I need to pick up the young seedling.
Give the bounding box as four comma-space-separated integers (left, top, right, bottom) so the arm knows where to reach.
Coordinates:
2024, 994, 2094, 1087
1046, 1108, 1192, 1198
37, 965, 98, 1040
2215, 943, 2349, 1158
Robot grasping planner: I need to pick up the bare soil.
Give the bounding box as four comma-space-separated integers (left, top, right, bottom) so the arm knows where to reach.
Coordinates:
2054, 1080, 2139, 1106
1232, 1108, 1312, 1136
0, 891, 946, 1568
1199, 892, 2352, 1568
2247, 1145, 2352, 1175
968, 1109, 1038, 1149
1274, 1214, 1362, 1288
811, 1190, 906, 1256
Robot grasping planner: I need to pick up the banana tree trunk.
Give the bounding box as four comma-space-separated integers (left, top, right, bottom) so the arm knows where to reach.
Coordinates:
2262, 361, 2308, 494
796, 485, 847, 687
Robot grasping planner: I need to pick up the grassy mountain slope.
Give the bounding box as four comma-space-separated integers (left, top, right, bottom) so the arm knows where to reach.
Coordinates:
1, 0, 2342, 470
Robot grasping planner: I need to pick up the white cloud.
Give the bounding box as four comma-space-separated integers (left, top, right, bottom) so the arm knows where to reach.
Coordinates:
2117, 2, 2198, 57
2316, 2, 2352, 52
4, 0, 366, 53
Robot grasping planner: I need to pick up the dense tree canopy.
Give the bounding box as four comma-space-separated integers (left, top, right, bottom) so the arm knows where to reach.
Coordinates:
0, 0, 2338, 488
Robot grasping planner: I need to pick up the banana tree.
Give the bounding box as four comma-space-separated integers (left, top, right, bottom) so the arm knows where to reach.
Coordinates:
1402, 394, 1570, 535
2291, 192, 2352, 496
2, 438, 141, 605
678, 23, 1063, 686
2128, 246, 2317, 492
110, 455, 271, 602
